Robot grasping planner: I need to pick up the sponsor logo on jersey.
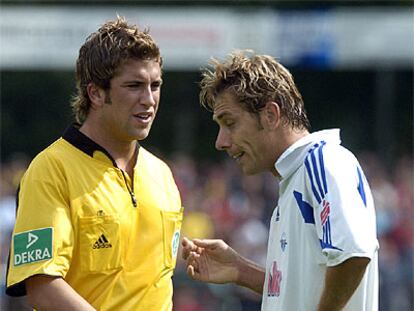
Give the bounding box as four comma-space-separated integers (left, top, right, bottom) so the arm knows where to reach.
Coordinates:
172, 230, 180, 258
93, 234, 112, 249
13, 228, 53, 266
280, 233, 287, 252
268, 261, 282, 297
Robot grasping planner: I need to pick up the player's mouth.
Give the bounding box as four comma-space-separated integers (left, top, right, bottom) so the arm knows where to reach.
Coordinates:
133, 112, 153, 125
231, 152, 245, 162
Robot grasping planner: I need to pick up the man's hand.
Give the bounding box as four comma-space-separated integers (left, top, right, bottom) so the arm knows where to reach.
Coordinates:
182, 237, 239, 284
181, 237, 265, 294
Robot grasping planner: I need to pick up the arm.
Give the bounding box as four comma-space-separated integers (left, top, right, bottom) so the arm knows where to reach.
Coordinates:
182, 237, 265, 294
26, 275, 96, 311
317, 257, 370, 311
234, 254, 265, 294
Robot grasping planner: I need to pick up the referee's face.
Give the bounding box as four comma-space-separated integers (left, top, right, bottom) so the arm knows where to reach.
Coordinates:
213, 90, 274, 175
101, 58, 162, 142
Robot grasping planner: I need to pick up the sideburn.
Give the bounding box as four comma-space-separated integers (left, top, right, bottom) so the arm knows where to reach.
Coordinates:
104, 89, 112, 105
252, 112, 264, 130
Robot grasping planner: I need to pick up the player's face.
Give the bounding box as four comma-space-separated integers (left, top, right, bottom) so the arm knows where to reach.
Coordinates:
102, 58, 162, 142
213, 90, 273, 175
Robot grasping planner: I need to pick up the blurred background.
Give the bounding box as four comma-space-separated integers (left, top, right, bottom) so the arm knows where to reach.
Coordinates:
0, 0, 413, 310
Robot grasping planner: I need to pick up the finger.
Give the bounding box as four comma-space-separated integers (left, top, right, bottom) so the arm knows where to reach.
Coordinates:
188, 251, 200, 268
192, 238, 223, 250
187, 264, 204, 282
182, 237, 197, 259
182, 237, 198, 251
182, 236, 190, 247
187, 264, 194, 278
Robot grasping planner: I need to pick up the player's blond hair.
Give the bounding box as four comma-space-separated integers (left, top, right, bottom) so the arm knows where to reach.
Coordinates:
71, 16, 162, 124
200, 50, 310, 130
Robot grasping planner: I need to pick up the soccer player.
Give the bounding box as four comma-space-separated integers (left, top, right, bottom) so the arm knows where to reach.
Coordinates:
182, 51, 378, 310
6, 17, 183, 310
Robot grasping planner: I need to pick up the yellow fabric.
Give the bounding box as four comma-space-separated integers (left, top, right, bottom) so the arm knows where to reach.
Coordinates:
7, 137, 183, 311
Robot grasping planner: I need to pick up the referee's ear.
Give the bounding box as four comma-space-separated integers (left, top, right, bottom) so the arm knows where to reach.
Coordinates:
87, 82, 106, 110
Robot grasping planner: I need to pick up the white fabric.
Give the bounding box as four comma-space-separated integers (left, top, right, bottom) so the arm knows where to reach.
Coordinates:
261, 129, 379, 311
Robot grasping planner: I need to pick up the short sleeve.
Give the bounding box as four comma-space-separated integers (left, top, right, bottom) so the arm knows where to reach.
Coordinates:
306, 144, 378, 267
6, 152, 74, 296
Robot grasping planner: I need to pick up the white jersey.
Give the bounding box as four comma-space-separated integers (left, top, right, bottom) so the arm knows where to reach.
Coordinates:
261, 129, 379, 311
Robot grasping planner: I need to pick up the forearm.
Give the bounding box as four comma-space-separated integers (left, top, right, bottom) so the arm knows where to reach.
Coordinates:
235, 256, 265, 294
26, 275, 96, 311
317, 257, 370, 311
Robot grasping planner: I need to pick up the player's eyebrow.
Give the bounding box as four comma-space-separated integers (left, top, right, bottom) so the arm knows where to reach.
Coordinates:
122, 78, 163, 85
213, 112, 232, 123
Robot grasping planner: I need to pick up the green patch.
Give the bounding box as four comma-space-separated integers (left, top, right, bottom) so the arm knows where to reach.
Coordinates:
13, 228, 53, 266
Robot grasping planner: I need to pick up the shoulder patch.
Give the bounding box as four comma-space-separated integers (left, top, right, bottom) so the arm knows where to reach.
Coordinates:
13, 228, 53, 266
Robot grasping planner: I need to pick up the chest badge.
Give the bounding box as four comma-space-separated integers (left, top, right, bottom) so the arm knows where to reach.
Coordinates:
172, 230, 180, 258
280, 232, 287, 252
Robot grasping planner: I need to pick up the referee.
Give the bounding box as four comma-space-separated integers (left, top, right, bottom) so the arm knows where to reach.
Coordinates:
6, 17, 183, 310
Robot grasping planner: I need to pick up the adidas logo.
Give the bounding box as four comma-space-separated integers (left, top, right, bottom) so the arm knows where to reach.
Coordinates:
92, 234, 112, 249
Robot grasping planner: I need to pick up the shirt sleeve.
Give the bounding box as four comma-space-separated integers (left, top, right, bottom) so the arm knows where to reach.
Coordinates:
306, 144, 379, 267
6, 151, 74, 296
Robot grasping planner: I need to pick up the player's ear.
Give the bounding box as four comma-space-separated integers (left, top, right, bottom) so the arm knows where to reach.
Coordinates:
262, 101, 281, 130
86, 83, 106, 109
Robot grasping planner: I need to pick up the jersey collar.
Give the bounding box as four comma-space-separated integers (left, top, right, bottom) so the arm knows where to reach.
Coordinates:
275, 129, 341, 179
62, 124, 139, 167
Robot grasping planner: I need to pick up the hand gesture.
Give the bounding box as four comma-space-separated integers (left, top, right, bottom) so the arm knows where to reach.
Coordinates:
181, 237, 240, 284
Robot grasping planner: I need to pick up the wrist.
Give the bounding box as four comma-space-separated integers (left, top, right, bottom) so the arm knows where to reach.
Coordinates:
234, 255, 265, 294
234, 254, 246, 285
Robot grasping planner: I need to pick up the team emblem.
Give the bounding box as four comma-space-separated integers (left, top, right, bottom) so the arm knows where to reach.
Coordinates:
280, 232, 287, 252
172, 230, 180, 258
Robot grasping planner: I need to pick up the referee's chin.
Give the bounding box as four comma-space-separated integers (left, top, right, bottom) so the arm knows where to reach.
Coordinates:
130, 127, 152, 142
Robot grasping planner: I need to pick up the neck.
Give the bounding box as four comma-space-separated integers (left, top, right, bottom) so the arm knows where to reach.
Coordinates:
79, 121, 138, 175
269, 127, 309, 177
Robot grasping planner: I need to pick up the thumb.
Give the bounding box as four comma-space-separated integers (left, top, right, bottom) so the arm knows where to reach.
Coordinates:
192, 238, 224, 250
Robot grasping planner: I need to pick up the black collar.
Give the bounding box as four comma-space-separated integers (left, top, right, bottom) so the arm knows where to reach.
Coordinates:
62, 124, 139, 167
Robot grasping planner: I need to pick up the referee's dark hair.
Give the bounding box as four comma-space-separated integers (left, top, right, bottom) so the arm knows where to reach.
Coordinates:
71, 16, 162, 124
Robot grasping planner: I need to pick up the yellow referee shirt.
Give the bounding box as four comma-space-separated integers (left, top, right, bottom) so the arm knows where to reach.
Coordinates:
6, 125, 183, 311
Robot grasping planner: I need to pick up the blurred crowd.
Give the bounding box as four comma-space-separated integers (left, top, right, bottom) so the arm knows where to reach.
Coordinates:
0, 151, 412, 310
